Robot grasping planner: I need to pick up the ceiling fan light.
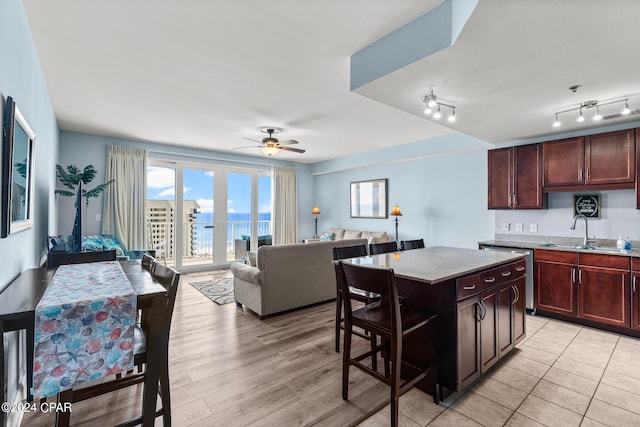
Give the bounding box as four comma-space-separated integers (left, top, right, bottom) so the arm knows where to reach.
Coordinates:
622, 100, 631, 115
262, 146, 279, 156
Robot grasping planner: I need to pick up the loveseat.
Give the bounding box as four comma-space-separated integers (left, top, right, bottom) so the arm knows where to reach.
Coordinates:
231, 238, 368, 318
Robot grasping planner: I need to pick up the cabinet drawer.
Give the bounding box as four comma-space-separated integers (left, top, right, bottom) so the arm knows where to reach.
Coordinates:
579, 253, 630, 270
457, 273, 482, 300
632, 257, 640, 272
535, 249, 578, 264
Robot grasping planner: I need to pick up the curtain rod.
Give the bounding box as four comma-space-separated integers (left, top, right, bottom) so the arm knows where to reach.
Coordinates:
148, 148, 293, 169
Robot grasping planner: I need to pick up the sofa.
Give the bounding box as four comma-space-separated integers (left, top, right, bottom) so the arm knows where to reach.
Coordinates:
320, 227, 392, 244
234, 234, 272, 259
231, 238, 368, 318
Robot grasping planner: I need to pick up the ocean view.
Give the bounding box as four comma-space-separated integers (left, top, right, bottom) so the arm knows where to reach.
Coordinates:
193, 212, 272, 251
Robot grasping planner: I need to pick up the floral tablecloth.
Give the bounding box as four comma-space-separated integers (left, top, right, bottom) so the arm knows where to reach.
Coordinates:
32, 261, 137, 398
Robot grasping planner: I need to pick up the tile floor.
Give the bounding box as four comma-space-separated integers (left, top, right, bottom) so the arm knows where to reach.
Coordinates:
359, 315, 640, 427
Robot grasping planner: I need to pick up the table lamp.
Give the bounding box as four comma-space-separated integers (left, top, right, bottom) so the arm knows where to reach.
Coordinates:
312, 206, 321, 238
390, 204, 402, 244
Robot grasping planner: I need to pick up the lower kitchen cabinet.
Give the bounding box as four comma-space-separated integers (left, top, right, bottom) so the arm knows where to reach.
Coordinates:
631, 259, 640, 331
456, 261, 526, 389
534, 250, 578, 316
535, 249, 633, 332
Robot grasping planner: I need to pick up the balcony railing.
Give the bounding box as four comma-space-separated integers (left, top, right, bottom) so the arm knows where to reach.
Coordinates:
147, 219, 272, 266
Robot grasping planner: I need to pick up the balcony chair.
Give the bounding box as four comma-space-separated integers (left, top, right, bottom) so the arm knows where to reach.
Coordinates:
400, 239, 425, 251
55, 262, 181, 427
332, 245, 381, 356
369, 241, 399, 255
337, 261, 438, 427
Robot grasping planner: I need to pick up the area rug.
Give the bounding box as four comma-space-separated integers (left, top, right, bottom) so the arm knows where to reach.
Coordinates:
190, 277, 235, 305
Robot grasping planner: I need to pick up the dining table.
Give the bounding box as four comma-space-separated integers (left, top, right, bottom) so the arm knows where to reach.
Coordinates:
0, 260, 167, 427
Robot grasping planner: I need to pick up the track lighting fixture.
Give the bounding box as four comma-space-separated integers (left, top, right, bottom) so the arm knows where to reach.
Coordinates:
552, 98, 633, 127
422, 89, 456, 122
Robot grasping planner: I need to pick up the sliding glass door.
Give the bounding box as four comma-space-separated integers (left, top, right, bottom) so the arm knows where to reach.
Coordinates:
147, 160, 271, 271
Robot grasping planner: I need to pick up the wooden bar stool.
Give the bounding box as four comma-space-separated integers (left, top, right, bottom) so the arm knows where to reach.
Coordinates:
338, 261, 438, 427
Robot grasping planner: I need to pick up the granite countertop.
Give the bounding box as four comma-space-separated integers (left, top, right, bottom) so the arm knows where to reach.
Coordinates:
341, 246, 526, 284
479, 235, 640, 257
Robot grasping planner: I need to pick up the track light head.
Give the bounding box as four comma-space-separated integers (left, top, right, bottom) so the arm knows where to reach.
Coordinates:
433, 105, 442, 119
622, 100, 631, 115
553, 114, 561, 127
448, 108, 456, 122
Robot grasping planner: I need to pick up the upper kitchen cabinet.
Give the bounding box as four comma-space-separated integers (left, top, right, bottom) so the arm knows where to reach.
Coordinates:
488, 144, 544, 209
543, 129, 635, 191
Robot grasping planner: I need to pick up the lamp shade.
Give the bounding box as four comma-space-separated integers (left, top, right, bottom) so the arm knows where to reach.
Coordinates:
312, 206, 321, 215
390, 204, 402, 216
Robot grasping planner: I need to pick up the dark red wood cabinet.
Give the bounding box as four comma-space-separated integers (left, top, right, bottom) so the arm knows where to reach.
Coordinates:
535, 250, 632, 331
488, 144, 544, 209
543, 129, 635, 191
630, 258, 640, 331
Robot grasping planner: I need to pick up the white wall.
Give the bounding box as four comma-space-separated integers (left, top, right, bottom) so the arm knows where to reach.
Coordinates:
495, 190, 640, 242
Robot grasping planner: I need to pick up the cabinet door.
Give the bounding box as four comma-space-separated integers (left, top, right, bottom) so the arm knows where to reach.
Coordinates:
456, 296, 481, 388
497, 282, 515, 358
480, 287, 499, 373
632, 273, 640, 331
513, 144, 543, 209
534, 261, 577, 316
513, 277, 527, 344
585, 130, 635, 185
543, 137, 584, 187
488, 148, 512, 209
578, 266, 630, 328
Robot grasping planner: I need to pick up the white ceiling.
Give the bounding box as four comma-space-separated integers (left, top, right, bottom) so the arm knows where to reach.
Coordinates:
22, 0, 640, 163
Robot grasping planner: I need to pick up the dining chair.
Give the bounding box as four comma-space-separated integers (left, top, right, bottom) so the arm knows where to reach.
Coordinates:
55, 262, 180, 427
337, 261, 438, 427
332, 245, 380, 355
401, 239, 425, 251
369, 241, 399, 255
46, 249, 117, 269
141, 253, 157, 273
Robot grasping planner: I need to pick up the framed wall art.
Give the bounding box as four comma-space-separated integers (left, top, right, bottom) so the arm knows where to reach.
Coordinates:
2, 96, 35, 237
350, 178, 387, 218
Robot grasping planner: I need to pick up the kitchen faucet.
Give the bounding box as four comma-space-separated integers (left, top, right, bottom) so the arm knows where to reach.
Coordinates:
571, 214, 595, 247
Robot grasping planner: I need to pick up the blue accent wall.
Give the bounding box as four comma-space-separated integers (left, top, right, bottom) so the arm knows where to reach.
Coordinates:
0, 0, 59, 420
312, 133, 495, 249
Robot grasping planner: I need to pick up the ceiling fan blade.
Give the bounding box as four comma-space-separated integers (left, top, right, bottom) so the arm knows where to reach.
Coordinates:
233, 145, 262, 149
243, 137, 262, 143
277, 139, 299, 145
278, 146, 306, 153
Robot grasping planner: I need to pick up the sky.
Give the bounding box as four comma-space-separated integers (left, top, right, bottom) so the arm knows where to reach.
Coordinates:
146, 166, 271, 215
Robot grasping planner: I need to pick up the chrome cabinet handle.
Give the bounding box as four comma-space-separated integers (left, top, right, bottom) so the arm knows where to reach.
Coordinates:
480, 300, 487, 320
633, 276, 637, 293
475, 302, 483, 321
463, 284, 476, 290
485, 277, 496, 283
571, 267, 576, 283
515, 266, 525, 272
512, 285, 520, 304
586, 168, 589, 181
579, 169, 583, 181
501, 271, 512, 277
579, 269, 582, 285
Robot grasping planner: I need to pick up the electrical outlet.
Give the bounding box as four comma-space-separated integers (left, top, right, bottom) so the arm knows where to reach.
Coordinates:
530, 223, 538, 232
515, 223, 523, 232
502, 223, 510, 231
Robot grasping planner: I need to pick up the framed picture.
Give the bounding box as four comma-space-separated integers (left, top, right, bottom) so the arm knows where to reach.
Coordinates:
574, 194, 600, 218
350, 178, 387, 218
2, 96, 35, 237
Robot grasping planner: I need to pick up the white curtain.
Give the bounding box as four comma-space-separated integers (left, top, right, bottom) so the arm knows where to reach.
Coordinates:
272, 166, 298, 245
101, 145, 148, 250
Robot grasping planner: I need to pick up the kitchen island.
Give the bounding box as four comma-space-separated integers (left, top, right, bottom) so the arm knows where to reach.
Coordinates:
342, 246, 527, 396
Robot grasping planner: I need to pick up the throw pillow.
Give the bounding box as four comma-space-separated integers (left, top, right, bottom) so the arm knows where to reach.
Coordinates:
344, 230, 362, 240
248, 251, 257, 267
82, 236, 103, 252
98, 235, 125, 256
319, 232, 335, 241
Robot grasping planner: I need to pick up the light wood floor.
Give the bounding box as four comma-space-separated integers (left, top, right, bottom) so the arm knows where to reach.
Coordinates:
22, 271, 640, 426
22, 270, 395, 426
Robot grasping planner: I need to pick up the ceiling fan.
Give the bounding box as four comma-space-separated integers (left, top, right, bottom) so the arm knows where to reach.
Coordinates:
234, 127, 306, 156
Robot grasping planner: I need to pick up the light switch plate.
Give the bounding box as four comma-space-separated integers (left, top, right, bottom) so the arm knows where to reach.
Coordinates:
515, 223, 523, 232
96, 214, 101, 222
530, 223, 538, 232
502, 223, 510, 231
